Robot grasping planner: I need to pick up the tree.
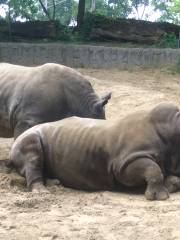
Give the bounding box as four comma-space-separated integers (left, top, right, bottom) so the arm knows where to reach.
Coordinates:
106, 0, 131, 18
77, 0, 85, 27
85, 0, 131, 18
152, 0, 180, 24
91, 0, 96, 12
130, 0, 150, 19
0, 0, 39, 21
0, 0, 179, 26
38, 0, 52, 20
0, 0, 78, 24
169, 0, 180, 24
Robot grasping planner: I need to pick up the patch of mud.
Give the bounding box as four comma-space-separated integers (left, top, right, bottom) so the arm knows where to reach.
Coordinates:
0, 69, 180, 239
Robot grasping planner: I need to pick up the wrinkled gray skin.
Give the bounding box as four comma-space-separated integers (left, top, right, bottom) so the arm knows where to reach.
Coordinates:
8, 103, 180, 200
0, 63, 111, 139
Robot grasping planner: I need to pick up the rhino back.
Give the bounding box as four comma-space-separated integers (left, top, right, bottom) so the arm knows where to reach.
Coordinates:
39, 117, 115, 190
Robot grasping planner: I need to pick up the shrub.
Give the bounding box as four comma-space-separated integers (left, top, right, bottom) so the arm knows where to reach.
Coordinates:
56, 22, 72, 41
158, 32, 177, 48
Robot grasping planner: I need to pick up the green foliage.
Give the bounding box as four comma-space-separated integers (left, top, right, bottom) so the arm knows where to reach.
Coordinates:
152, 0, 180, 24
80, 12, 98, 38
167, 0, 180, 24
0, 0, 7, 3
0, 0, 78, 24
10, 0, 39, 21
85, 0, 131, 18
56, 22, 72, 41
174, 57, 180, 73
157, 32, 177, 48
39, 0, 78, 25
80, 12, 122, 39
0, 0, 39, 21
0, 0, 180, 29
130, 0, 150, 19
169, 57, 180, 74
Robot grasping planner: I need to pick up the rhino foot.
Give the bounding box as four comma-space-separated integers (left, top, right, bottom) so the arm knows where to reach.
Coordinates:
165, 176, 180, 193
46, 178, 61, 187
31, 182, 50, 194
145, 184, 169, 201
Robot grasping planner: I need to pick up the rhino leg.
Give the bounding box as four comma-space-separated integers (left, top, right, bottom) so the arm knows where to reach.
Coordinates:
118, 158, 169, 201
9, 132, 49, 193
164, 175, 180, 193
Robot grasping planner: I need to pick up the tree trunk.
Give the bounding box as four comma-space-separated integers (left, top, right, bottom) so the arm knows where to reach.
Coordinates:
91, 0, 96, 12
7, 1, 12, 40
52, 0, 56, 20
77, 0, 85, 28
38, 0, 51, 20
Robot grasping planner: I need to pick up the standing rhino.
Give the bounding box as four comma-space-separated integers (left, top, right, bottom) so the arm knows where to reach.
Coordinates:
0, 63, 111, 138
8, 103, 180, 200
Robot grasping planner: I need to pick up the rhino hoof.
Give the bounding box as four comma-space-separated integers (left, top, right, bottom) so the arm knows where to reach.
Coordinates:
46, 178, 61, 186
145, 185, 169, 201
31, 182, 50, 194
165, 176, 180, 193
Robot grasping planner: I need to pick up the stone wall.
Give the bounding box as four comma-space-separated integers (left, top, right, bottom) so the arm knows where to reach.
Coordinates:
0, 42, 180, 68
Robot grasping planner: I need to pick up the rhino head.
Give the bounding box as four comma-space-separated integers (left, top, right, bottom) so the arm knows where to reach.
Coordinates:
150, 103, 180, 176
65, 76, 111, 120
72, 91, 111, 120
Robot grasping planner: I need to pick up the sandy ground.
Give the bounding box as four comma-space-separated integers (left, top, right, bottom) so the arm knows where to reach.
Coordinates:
0, 68, 180, 240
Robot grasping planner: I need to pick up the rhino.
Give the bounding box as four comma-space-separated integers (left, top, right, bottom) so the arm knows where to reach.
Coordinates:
0, 63, 111, 139
8, 103, 180, 200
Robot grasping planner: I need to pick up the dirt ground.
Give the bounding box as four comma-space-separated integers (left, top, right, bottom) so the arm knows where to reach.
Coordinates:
0, 68, 180, 240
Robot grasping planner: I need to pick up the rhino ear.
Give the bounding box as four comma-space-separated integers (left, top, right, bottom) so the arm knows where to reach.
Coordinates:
94, 92, 112, 111
101, 92, 112, 106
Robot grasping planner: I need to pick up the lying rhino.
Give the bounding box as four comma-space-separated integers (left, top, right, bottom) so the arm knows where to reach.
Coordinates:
0, 63, 111, 138
8, 103, 180, 200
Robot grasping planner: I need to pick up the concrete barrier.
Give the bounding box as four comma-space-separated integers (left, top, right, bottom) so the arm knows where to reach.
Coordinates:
0, 42, 180, 68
